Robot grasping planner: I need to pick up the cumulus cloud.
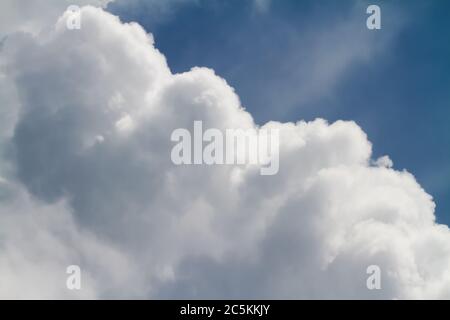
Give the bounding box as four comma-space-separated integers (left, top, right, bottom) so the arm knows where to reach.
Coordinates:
0, 6, 449, 299
0, 179, 138, 299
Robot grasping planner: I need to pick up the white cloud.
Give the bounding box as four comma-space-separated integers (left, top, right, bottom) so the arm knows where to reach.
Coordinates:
0, 6, 449, 299
0, 0, 111, 39
0, 179, 136, 299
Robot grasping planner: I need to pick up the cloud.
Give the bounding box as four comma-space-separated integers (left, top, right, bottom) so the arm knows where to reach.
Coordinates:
245, 1, 406, 120
253, 0, 271, 13
0, 0, 111, 39
0, 179, 136, 299
106, 0, 199, 24
0, 6, 449, 299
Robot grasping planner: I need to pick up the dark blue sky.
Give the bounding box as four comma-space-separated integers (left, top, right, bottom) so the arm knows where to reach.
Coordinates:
107, 0, 450, 225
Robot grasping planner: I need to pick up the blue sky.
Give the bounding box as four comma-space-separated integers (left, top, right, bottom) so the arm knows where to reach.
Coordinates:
108, 0, 450, 225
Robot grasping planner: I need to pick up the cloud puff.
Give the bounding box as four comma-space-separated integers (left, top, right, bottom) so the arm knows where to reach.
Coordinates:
0, 179, 138, 299
0, 6, 449, 299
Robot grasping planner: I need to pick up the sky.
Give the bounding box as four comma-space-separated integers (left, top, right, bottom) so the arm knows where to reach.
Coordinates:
0, 0, 450, 299
108, 0, 450, 226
